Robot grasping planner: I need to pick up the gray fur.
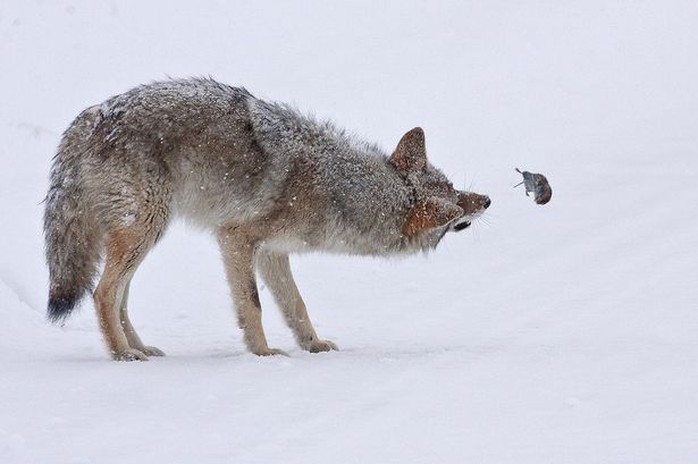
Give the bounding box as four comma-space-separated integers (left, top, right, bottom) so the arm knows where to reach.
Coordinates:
43, 77, 490, 359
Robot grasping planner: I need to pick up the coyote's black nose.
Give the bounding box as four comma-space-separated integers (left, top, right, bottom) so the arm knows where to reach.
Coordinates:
484, 197, 491, 209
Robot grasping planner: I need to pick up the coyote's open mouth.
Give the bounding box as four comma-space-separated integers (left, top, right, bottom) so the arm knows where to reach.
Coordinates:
452, 220, 471, 232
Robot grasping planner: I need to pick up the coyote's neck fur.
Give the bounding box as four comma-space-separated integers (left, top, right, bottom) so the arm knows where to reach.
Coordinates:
245, 97, 418, 255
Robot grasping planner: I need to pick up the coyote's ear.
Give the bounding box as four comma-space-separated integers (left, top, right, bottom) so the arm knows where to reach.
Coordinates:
402, 197, 463, 237
389, 127, 427, 175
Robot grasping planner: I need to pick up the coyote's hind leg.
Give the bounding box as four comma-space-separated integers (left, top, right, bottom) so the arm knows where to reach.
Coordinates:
94, 217, 166, 361
119, 281, 165, 357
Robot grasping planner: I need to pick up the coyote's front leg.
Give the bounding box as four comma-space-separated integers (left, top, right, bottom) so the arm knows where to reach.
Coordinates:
217, 228, 286, 356
257, 251, 338, 353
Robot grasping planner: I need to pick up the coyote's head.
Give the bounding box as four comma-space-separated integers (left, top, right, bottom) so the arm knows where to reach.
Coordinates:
390, 127, 490, 249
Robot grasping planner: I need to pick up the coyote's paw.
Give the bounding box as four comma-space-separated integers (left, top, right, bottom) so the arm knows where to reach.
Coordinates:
112, 348, 149, 362
141, 346, 165, 357
253, 347, 289, 357
306, 339, 339, 353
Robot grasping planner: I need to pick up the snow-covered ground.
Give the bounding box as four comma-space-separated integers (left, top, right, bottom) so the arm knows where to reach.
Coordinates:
2, 1, 698, 462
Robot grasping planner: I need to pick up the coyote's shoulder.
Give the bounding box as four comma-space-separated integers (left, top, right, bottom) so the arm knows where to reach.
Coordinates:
44, 78, 490, 360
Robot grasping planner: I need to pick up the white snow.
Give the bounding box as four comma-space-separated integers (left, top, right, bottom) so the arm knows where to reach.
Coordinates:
2, 1, 698, 463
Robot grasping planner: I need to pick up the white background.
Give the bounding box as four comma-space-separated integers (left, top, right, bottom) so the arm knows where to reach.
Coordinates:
2, 1, 697, 462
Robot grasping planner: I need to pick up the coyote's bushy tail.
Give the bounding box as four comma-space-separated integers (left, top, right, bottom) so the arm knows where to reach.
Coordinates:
44, 109, 101, 322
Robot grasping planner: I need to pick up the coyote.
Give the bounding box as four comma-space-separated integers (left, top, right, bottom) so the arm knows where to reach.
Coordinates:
44, 78, 490, 360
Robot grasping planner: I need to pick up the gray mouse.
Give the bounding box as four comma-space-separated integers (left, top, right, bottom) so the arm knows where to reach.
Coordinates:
515, 168, 552, 205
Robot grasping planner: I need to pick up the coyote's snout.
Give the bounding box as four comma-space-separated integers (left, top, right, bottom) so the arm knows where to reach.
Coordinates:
44, 78, 490, 360
453, 192, 491, 231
